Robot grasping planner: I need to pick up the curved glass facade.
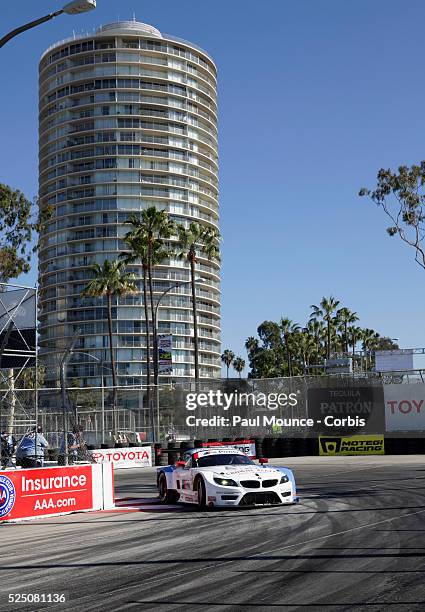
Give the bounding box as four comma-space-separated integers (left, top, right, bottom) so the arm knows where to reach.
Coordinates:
38, 22, 221, 386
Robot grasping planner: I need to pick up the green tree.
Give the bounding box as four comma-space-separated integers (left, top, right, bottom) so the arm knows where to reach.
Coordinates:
249, 349, 276, 378
81, 260, 137, 433
176, 222, 220, 379
245, 336, 260, 378
221, 349, 235, 379
0, 184, 50, 283
310, 296, 340, 359
306, 318, 326, 365
279, 318, 300, 377
374, 336, 399, 351
347, 325, 362, 363
232, 357, 246, 378
245, 300, 398, 378
361, 328, 380, 371
291, 331, 317, 375
336, 307, 359, 353
257, 321, 286, 376
125, 208, 175, 385
245, 336, 259, 353
360, 163, 425, 271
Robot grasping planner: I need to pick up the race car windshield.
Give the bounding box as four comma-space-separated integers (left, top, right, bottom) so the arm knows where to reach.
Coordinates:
196, 454, 255, 467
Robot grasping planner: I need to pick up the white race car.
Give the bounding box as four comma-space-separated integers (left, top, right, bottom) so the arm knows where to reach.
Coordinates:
157, 447, 299, 508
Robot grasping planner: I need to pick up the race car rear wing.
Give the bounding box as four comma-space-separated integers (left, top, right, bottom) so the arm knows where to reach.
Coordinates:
199, 440, 256, 458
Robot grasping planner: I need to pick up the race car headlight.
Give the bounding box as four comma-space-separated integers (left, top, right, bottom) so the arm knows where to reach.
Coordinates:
280, 475, 289, 484
213, 477, 238, 487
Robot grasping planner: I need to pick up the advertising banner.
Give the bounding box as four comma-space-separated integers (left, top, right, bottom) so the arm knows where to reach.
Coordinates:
0, 465, 96, 522
375, 349, 414, 373
384, 383, 425, 431
319, 435, 385, 455
88, 446, 152, 468
158, 334, 172, 373
308, 386, 385, 434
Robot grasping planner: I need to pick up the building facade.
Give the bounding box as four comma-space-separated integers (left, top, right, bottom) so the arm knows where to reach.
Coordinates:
38, 21, 221, 387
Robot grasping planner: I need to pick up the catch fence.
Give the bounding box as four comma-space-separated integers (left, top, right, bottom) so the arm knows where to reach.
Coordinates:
1, 370, 424, 446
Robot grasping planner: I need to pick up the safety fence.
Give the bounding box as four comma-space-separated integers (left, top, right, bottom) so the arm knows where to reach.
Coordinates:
1, 373, 425, 447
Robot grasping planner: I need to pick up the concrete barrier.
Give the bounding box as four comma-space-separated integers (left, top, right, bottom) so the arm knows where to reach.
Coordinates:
0, 463, 114, 522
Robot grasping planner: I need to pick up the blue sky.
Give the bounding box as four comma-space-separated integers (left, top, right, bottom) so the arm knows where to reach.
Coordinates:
2, 0, 425, 370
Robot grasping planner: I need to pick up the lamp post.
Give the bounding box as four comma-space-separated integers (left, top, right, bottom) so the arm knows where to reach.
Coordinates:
152, 278, 202, 442
0, 0, 96, 48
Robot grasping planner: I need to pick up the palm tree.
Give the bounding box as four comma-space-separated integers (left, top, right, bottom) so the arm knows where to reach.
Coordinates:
233, 357, 246, 378
221, 349, 235, 379
292, 331, 316, 375
176, 222, 220, 380
245, 337, 260, 378
336, 307, 359, 353
347, 325, 362, 365
361, 328, 380, 370
245, 336, 259, 354
310, 296, 340, 359
125, 208, 175, 386
330, 327, 343, 354
121, 236, 169, 413
279, 318, 300, 377
307, 318, 326, 365
82, 260, 137, 433
368, 330, 381, 371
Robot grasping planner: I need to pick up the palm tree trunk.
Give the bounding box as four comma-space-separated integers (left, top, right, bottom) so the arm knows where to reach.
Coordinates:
327, 321, 331, 359
284, 333, 292, 377
107, 292, 118, 434
147, 250, 157, 385
142, 268, 151, 419
147, 250, 157, 441
190, 256, 200, 380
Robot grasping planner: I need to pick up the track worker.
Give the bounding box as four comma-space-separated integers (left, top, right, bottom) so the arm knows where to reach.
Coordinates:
58, 427, 85, 465
16, 426, 49, 468
0, 431, 17, 469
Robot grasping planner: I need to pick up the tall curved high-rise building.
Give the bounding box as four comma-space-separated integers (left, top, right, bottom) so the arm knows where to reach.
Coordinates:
38, 21, 220, 387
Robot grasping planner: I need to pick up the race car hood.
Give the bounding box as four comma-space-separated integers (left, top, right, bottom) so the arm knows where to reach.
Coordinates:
202, 466, 282, 479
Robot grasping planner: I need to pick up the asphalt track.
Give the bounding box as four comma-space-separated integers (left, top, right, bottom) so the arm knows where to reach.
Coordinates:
2, 455, 425, 611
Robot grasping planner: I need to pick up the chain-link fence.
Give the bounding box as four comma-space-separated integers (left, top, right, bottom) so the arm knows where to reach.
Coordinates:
1, 370, 425, 447
162, 374, 386, 440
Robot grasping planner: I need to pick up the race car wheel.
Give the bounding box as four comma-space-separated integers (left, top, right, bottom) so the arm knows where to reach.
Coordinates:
158, 472, 178, 503
195, 476, 206, 509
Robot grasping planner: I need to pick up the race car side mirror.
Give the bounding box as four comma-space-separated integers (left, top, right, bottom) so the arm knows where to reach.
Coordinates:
259, 458, 268, 464
175, 460, 186, 467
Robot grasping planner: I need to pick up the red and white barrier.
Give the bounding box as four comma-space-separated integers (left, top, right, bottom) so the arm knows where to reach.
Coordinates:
88, 446, 152, 469
0, 463, 114, 522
